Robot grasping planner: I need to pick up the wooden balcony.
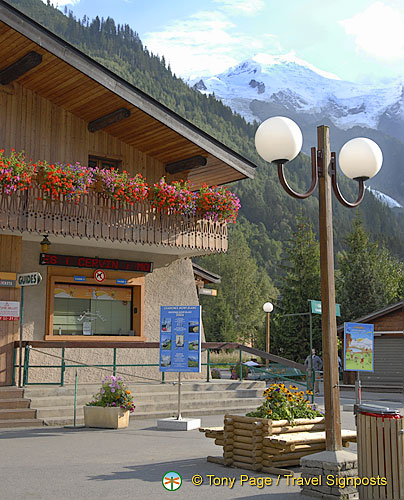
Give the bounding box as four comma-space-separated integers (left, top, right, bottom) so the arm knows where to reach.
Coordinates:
0, 185, 228, 253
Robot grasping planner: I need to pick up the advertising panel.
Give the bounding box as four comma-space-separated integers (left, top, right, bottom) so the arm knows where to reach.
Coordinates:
344, 322, 374, 372
159, 306, 201, 372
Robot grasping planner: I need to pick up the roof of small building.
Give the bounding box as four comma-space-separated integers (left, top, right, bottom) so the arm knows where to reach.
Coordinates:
337, 301, 403, 333
0, 1, 257, 188
192, 262, 221, 284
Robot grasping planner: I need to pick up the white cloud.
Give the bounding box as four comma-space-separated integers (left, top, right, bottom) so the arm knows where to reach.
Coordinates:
339, 2, 404, 62
144, 10, 275, 78
212, 0, 265, 16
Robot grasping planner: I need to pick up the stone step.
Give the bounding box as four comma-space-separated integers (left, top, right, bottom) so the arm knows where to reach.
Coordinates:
0, 398, 31, 409
0, 418, 44, 429
36, 396, 262, 419
27, 388, 264, 409
23, 380, 265, 398
0, 408, 37, 420
0, 387, 24, 399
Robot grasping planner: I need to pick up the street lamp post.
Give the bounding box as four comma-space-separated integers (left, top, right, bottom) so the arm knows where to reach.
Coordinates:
263, 302, 273, 367
255, 117, 382, 452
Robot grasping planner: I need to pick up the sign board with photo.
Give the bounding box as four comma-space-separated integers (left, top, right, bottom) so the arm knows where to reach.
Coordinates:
159, 306, 201, 373
344, 322, 374, 372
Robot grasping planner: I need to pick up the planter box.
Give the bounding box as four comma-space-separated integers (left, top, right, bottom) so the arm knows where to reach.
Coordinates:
83, 406, 130, 429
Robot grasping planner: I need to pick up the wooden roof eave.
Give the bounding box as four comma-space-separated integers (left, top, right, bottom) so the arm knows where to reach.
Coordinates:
0, 1, 256, 181
337, 301, 404, 333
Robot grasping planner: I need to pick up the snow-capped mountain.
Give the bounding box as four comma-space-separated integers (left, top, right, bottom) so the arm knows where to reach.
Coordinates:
367, 188, 402, 209
188, 54, 404, 139
188, 54, 404, 205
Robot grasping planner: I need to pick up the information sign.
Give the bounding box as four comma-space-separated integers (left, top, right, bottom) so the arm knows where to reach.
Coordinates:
159, 306, 201, 372
344, 322, 374, 372
0, 272, 16, 288
17, 272, 42, 287
310, 299, 341, 317
0, 301, 20, 321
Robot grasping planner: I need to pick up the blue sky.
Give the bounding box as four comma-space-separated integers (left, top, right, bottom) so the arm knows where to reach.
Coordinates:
47, 0, 404, 82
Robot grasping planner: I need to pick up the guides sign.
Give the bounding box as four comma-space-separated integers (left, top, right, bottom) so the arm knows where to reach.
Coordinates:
159, 306, 201, 372
344, 322, 374, 372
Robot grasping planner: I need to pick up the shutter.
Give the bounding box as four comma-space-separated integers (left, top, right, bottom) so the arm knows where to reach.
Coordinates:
361, 336, 403, 386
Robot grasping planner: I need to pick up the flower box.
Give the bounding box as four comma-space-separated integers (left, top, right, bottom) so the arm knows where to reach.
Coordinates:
83, 406, 129, 429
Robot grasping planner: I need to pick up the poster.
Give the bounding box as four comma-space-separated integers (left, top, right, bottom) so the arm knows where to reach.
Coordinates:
0, 300, 20, 321
344, 322, 374, 372
159, 306, 201, 372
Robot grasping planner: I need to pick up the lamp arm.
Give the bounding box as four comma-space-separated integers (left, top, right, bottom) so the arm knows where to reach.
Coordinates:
277, 147, 318, 200
330, 152, 365, 208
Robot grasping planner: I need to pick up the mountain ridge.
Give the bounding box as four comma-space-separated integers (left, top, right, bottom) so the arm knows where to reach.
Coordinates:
188, 55, 404, 204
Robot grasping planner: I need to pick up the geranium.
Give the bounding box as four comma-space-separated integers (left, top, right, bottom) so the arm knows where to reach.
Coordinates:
196, 184, 241, 223
0, 149, 36, 194
93, 168, 149, 205
149, 177, 196, 216
0, 148, 240, 223
87, 375, 135, 413
37, 161, 95, 201
246, 383, 322, 423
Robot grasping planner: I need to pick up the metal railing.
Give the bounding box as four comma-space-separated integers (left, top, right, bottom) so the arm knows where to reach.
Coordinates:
12, 340, 306, 388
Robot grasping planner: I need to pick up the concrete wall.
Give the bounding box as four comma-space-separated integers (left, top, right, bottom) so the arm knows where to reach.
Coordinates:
19, 240, 206, 384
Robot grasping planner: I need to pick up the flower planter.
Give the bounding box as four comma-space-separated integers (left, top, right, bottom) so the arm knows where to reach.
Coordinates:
83, 406, 130, 429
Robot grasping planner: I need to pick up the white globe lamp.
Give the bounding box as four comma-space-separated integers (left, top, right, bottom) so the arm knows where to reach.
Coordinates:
339, 138, 383, 181
255, 116, 303, 164
263, 302, 274, 313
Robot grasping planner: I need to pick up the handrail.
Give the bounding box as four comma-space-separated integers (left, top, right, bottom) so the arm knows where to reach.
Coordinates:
12, 340, 306, 387
239, 345, 305, 371
13, 340, 239, 349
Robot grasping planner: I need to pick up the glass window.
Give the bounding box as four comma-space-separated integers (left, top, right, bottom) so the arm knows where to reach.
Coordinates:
53, 284, 133, 336
88, 155, 122, 171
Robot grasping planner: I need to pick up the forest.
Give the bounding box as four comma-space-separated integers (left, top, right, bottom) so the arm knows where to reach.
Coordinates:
6, 0, 404, 360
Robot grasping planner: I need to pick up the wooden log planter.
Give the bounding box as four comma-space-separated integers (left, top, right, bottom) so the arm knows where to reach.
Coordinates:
200, 414, 357, 475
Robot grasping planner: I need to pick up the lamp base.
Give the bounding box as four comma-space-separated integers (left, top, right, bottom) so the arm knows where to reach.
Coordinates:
157, 417, 201, 431
300, 450, 358, 500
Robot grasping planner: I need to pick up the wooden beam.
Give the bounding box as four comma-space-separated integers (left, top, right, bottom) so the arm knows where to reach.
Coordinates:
0, 51, 42, 85
88, 107, 131, 133
165, 155, 207, 174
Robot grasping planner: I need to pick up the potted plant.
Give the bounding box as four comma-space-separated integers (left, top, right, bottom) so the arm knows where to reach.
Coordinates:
84, 375, 135, 429
246, 383, 322, 423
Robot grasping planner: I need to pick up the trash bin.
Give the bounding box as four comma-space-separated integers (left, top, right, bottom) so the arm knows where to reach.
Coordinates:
356, 404, 404, 500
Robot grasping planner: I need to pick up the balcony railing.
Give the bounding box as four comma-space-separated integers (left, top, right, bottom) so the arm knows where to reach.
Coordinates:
0, 185, 228, 252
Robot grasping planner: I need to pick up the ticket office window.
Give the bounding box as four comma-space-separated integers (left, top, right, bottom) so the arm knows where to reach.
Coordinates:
52, 283, 138, 336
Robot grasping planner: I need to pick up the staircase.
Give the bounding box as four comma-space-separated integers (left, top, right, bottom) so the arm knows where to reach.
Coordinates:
0, 387, 44, 428
24, 380, 266, 426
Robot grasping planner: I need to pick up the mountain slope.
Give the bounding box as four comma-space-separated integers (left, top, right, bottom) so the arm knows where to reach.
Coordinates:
5, 0, 404, 277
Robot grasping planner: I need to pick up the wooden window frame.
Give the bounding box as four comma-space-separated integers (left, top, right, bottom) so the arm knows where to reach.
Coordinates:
88, 154, 122, 171
44, 267, 145, 342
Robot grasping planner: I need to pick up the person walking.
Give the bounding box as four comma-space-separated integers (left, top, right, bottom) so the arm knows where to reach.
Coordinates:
304, 348, 323, 394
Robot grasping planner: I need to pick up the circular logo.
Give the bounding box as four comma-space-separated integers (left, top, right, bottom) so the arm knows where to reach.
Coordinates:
162, 471, 182, 491
94, 269, 106, 282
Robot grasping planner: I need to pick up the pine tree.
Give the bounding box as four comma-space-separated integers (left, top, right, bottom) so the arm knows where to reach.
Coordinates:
272, 215, 321, 362
337, 214, 404, 321
198, 226, 277, 345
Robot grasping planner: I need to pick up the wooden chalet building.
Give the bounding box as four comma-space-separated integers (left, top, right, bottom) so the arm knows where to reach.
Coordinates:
0, 2, 256, 385
338, 302, 404, 389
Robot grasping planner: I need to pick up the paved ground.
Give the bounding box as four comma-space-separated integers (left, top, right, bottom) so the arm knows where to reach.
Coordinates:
0, 389, 402, 500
